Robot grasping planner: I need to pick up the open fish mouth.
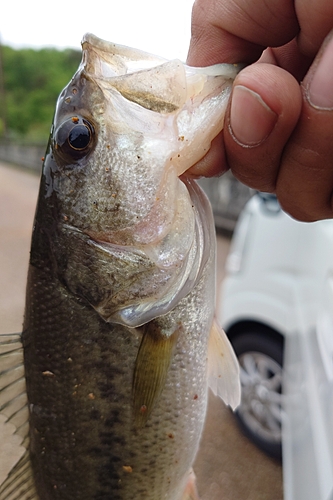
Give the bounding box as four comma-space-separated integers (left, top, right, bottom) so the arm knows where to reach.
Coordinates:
80, 32, 242, 176
81, 33, 171, 81
48, 33, 244, 326
50, 33, 242, 244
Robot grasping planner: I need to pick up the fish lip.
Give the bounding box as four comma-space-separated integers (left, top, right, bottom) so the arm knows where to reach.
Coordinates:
81, 32, 245, 76
80, 33, 169, 82
81, 32, 167, 65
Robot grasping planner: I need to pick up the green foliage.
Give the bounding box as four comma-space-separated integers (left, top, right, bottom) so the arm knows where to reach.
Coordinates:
1, 45, 81, 141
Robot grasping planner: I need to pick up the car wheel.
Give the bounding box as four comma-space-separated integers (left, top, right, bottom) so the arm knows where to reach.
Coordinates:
230, 328, 283, 460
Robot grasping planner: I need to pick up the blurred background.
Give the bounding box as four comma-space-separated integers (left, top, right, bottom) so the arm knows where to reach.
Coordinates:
0, 0, 194, 144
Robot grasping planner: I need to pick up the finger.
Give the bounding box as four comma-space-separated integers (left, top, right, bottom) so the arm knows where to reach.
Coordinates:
185, 131, 228, 178
262, 41, 312, 82
296, 0, 333, 56
224, 63, 302, 192
187, 0, 299, 65
276, 31, 333, 221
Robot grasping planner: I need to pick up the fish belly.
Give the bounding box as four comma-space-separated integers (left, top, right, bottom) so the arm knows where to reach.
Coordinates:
22, 253, 213, 500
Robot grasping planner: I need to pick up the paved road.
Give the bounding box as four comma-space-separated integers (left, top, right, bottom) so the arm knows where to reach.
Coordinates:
0, 161, 283, 499
0, 163, 40, 334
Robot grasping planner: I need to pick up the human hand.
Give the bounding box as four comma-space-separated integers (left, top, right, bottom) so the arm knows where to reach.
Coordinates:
187, 0, 333, 221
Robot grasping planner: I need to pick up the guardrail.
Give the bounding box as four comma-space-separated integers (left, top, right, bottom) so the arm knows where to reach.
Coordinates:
0, 141, 253, 231
0, 140, 45, 172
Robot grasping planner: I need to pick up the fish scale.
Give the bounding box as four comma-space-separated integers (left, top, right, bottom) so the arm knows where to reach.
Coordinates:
23, 267, 210, 499
0, 33, 241, 500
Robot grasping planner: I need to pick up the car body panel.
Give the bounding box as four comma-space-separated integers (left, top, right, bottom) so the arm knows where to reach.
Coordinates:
218, 193, 333, 499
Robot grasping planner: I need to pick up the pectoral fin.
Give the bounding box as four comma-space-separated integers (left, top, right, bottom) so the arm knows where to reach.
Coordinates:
0, 334, 37, 499
207, 321, 241, 410
132, 322, 180, 428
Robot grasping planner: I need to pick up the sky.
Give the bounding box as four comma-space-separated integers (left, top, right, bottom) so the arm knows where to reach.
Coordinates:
2, 0, 195, 61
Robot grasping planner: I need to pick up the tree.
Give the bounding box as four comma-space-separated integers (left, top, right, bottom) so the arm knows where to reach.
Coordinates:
1, 45, 81, 141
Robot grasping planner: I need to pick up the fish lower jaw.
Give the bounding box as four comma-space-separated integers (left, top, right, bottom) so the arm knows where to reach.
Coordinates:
92, 240, 204, 328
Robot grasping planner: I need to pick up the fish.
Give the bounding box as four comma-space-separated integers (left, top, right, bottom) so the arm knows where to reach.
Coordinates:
0, 33, 241, 500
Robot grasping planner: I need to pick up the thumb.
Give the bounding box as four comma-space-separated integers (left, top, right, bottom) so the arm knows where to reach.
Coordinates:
224, 63, 302, 192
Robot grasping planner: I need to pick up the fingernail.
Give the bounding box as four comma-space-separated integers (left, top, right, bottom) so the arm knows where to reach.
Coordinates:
229, 85, 278, 146
308, 32, 333, 110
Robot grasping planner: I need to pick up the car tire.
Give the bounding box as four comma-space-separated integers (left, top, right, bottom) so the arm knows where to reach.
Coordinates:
230, 327, 283, 460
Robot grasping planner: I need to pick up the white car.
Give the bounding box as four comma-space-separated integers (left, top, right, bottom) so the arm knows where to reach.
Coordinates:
218, 193, 333, 499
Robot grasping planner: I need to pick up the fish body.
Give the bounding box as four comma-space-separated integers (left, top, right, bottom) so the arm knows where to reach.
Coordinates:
0, 34, 240, 500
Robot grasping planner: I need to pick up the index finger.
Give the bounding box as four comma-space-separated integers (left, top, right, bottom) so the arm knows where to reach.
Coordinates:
187, 0, 299, 65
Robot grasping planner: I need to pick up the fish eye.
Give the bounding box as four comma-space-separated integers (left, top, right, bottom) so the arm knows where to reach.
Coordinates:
68, 123, 91, 150
53, 116, 95, 164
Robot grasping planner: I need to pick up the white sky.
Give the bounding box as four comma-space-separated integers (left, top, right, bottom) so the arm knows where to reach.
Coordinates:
2, 0, 195, 61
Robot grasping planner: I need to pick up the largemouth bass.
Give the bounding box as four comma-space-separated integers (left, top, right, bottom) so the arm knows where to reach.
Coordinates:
0, 34, 241, 500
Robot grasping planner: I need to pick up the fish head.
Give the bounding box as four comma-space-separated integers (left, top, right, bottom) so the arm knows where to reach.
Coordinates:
45, 33, 242, 247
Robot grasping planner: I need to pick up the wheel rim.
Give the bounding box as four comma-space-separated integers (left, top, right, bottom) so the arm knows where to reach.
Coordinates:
237, 351, 283, 444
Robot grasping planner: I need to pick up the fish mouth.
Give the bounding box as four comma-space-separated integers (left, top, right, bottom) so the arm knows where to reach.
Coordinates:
80, 32, 243, 176
71, 34, 243, 241
80, 33, 190, 120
